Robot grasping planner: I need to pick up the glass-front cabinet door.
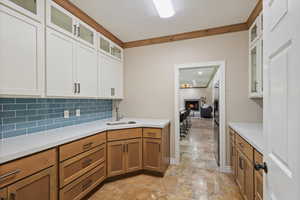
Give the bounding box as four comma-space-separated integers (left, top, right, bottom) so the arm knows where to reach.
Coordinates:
99, 36, 111, 54
47, 2, 75, 37
249, 39, 262, 98
78, 22, 96, 47
111, 45, 122, 60
1, 0, 44, 21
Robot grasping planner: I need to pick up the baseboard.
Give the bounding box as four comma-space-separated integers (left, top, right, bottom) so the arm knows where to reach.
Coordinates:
170, 157, 179, 165
220, 165, 232, 173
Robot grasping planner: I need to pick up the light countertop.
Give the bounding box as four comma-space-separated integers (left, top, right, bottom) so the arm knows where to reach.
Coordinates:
228, 122, 263, 154
0, 118, 170, 164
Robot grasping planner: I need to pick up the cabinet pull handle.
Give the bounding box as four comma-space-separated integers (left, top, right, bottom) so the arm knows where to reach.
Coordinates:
82, 158, 93, 168
73, 24, 77, 36
78, 83, 81, 94
0, 169, 21, 181
239, 157, 244, 170
9, 193, 16, 200
74, 83, 77, 94
82, 179, 92, 191
126, 144, 128, 152
83, 142, 93, 150
159, 144, 161, 152
77, 26, 81, 37
254, 162, 268, 174
111, 88, 115, 96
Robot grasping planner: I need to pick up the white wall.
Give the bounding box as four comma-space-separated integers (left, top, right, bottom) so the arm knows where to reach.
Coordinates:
120, 31, 263, 164
179, 88, 213, 110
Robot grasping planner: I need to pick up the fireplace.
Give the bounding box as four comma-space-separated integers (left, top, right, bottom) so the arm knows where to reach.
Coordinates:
185, 100, 200, 111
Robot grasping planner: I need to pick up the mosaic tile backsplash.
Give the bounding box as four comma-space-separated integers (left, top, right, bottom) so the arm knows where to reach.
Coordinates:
0, 98, 112, 139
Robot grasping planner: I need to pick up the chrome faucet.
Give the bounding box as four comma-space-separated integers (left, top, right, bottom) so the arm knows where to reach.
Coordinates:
114, 101, 123, 121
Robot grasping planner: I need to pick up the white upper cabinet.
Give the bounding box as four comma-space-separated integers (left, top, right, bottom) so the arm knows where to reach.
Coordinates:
46, 28, 75, 97
46, 0, 96, 49
0, 5, 44, 97
46, 28, 98, 98
98, 53, 123, 99
75, 43, 98, 98
0, 0, 44, 22
249, 12, 263, 98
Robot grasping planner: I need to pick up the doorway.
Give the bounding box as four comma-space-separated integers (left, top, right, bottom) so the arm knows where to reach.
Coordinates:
174, 61, 226, 171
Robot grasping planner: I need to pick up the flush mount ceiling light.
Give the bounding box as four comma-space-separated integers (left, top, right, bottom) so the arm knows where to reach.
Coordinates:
198, 71, 203, 75
153, 0, 175, 18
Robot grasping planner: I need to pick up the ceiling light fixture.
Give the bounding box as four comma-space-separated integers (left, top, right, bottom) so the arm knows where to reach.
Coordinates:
198, 71, 203, 75
152, 0, 175, 18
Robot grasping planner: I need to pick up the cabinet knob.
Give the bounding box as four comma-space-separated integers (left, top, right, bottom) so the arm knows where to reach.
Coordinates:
254, 162, 268, 174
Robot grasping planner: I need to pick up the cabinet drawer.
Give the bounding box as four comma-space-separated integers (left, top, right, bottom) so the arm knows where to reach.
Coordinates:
60, 164, 106, 200
236, 134, 254, 162
59, 132, 106, 161
143, 128, 162, 139
59, 144, 106, 187
107, 128, 142, 141
0, 149, 56, 188
229, 128, 235, 143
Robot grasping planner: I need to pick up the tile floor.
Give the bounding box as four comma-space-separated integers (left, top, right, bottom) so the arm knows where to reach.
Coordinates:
88, 118, 242, 200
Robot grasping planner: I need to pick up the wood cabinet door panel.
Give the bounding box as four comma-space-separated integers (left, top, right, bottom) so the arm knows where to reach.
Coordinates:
236, 149, 244, 193
107, 128, 142, 142
7, 166, 57, 200
243, 157, 254, 200
143, 138, 161, 172
231, 141, 237, 178
125, 139, 142, 173
107, 141, 126, 177
143, 128, 162, 139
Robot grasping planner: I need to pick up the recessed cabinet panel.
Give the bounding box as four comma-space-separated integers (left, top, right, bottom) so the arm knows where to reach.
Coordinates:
0, 6, 43, 96
143, 138, 161, 172
111, 45, 122, 60
98, 53, 123, 99
0, 188, 7, 200
46, 28, 75, 97
7, 167, 57, 200
75, 44, 98, 98
107, 141, 126, 177
126, 139, 142, 173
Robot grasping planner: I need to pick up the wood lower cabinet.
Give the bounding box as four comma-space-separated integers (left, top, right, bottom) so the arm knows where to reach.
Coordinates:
143, 126, 170, 173
143, 138, 161, 172
107, 138, 142, 177
230, 127, 262, 200
6, 166, 57, 200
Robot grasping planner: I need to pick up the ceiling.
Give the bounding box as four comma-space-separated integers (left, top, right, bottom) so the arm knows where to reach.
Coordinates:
179, 66, 218, 88
70, 0, 258, 42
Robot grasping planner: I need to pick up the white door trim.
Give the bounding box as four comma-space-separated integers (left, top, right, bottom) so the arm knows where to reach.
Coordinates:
174, 61, 226, 170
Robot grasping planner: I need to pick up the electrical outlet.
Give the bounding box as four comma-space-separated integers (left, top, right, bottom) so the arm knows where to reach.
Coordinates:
76, 109, 80, 117
64, 110, 69, 119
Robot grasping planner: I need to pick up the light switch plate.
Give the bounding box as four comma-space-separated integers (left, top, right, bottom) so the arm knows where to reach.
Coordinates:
64, 110, 69, 119
76, 109, 80, 117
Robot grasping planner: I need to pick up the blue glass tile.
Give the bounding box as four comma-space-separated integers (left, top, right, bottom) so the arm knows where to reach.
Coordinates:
27, 126, 46, 134
27, 103, 46, 110
16, 122, 36, 129
37, 119, 53, 126
3, 117, 26, 124
2, 124, 15, 131
0, 98, 15, 104
27, 115, 46, 122
16, 110, 37, 117
16, 98, 37, 103
3, 104, 26, 111
0, 111, 16, 118
3, 129, 27, 138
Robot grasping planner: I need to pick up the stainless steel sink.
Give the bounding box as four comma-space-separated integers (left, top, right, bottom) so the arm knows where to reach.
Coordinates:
106, 121, 137, 126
